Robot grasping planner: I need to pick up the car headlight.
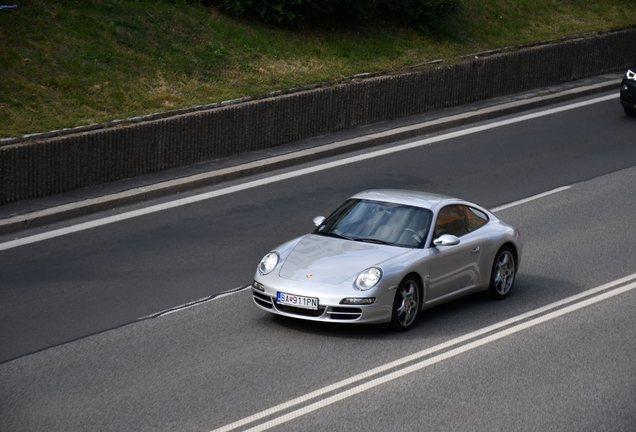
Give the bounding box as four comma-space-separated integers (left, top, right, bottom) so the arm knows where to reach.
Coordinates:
626, 69, 636, 81
355, 267, 382, 290
258, 252, 279, 275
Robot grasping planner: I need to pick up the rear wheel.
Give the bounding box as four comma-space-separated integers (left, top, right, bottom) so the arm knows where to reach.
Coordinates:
488, 247, 516, 299
390, 276, 421, 331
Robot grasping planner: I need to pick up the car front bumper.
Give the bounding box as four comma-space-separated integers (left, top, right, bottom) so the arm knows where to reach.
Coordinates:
620, 79, 636, 109
251, 276, 395, 324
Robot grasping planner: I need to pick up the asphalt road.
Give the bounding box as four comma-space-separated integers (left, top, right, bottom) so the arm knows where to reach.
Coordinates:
1, 91, 635, 431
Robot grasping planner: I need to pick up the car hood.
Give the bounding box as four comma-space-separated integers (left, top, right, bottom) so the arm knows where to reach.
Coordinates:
279, 234, 409, 285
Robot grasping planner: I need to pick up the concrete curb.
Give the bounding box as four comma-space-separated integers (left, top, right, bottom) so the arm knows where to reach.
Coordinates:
0, 78, 620, 236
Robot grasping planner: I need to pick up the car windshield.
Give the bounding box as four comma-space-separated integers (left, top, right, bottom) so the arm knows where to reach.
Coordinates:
314, 199, 432, 248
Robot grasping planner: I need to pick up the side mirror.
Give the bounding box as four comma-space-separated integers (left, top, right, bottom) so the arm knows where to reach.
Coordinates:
433, 234, 460, 246
313, 216, 325, 227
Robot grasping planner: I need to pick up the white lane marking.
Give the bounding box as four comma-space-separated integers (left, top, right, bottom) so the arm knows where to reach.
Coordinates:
211, 272, 636, 432
491, 186, 572, 212
0, 94, 616, 252
243, 281, 636, 432
142, 186, 572, 319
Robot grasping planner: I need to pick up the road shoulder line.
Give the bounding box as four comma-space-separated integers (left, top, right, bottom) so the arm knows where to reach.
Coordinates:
0, 79, 620, 236
211, 273, 636, 432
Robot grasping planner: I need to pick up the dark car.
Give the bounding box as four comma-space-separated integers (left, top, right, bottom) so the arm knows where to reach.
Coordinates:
620, 64, 636, 116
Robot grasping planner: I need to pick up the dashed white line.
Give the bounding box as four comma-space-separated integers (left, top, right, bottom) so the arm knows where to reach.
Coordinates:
139, 184, 572, 319
491, 186, 572, 212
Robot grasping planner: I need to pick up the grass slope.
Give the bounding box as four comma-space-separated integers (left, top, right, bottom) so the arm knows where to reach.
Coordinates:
1, 0, 635, 138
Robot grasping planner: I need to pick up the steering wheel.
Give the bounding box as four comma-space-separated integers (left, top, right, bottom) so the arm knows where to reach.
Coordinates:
399, 228, 422, 243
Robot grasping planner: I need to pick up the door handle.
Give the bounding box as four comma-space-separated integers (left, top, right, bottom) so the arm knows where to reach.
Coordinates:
471, 246, 480, 254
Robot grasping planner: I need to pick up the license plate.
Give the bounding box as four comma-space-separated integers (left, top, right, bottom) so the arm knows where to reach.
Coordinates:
277, 292, 319, 310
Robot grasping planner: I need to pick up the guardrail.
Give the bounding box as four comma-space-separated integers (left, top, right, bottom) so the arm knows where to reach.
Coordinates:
1, 27, 635, 205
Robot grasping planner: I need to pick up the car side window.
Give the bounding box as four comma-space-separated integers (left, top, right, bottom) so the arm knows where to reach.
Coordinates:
434, 205, 468, 239
464, 206, 488, 232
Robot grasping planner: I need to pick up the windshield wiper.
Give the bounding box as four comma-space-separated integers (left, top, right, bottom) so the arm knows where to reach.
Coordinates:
316, 232, 398, 246
316, 231, 354, 241
354, 237, 399, 247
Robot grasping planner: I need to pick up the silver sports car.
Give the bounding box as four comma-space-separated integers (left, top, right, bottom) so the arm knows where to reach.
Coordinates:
252, 190, 522, 331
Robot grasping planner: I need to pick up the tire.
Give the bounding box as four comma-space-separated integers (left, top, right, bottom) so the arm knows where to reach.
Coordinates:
390, 276, 421, 331
624, 107, 636, 117
488, 246, 516, 299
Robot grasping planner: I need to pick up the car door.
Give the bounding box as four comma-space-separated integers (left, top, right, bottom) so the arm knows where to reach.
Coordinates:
428, 205, 483, 300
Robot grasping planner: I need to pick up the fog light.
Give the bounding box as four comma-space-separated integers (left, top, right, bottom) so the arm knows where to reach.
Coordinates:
340, 297, 376, 305
252, 281, 265, 292
622, 85, 629, 91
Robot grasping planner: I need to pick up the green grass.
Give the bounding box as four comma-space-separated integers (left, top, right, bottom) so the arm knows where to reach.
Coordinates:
1, 0, 635, 138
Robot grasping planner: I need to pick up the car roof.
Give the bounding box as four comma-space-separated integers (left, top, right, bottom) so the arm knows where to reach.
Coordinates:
350, 189, 463, 211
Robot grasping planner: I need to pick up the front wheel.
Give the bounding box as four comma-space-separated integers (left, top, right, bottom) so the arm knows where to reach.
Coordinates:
488, 247, 516, 299
390, 276, 421, 331
624, 107, 636, 117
